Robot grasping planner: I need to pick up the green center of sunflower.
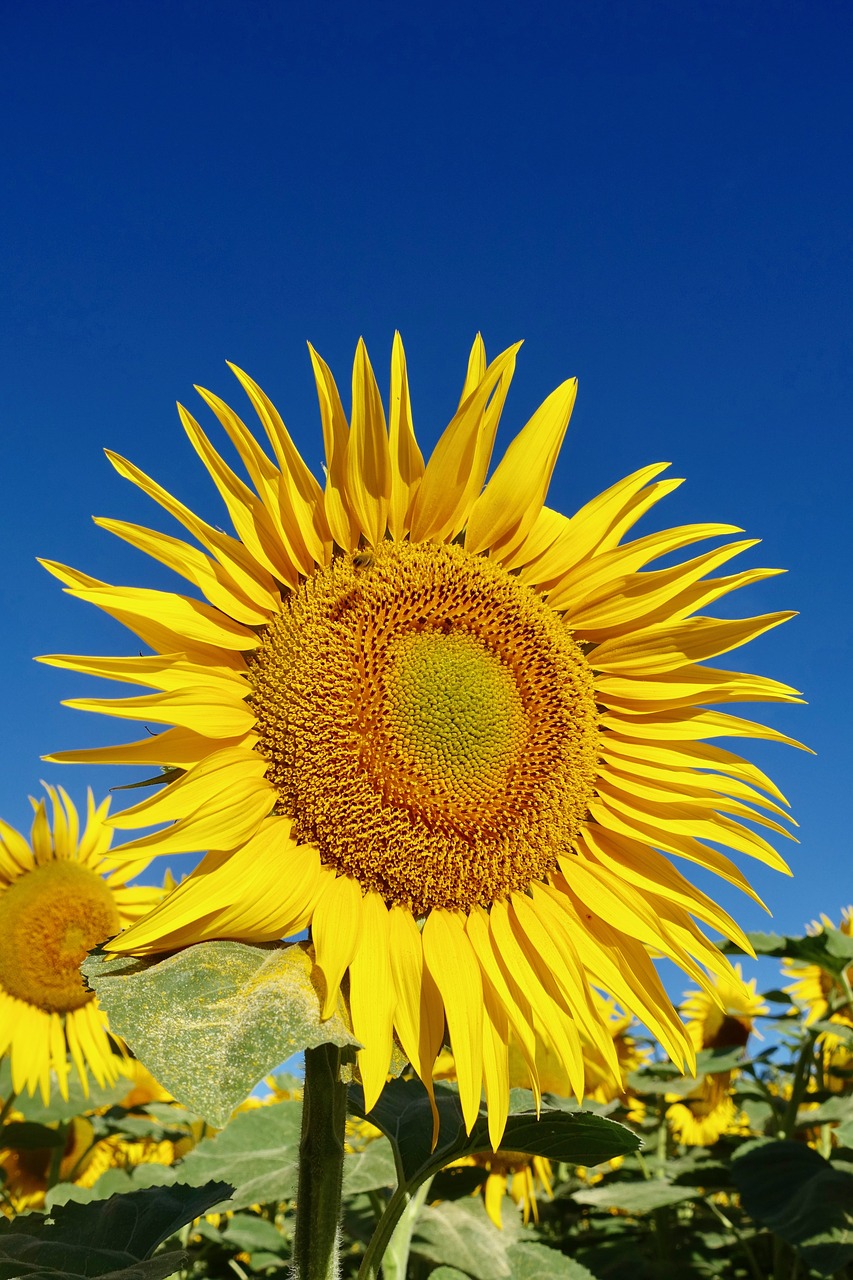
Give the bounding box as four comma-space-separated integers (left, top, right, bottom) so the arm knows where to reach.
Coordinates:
0, 861, 120, 1013
248, 540, 599, 915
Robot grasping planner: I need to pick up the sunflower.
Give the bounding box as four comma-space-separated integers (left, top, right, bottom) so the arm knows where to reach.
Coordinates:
449, 1150, 554, 1229
41, 336, 802, 1148
0, 1114, 98, 1214
681, 962, 767, 1055
666, 966, 764, 1147
666, 1083, 748, 1147
0, 787, 164, 1101
783, 909, 853, 1026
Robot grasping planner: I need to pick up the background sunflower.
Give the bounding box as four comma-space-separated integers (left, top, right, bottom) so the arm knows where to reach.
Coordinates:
0, 787, 164, 1101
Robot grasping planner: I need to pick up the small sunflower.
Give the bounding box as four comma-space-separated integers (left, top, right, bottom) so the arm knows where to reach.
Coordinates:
450, 1150, 554, 1229
42, 336, 802, 1146
0, 787, 163, 1101
783, 909, 853, 1026
666, 1083, 748, 1147
681, 962, 768, 1054
0, 1115, 98, 1214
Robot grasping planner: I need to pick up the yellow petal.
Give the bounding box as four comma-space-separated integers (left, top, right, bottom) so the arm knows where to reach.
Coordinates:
465, 377, 577, 557
109, 821, 322, 954
387, 332, 425, 540
408, 344, 521, 544
389, 906, 443, 1143
63, 583, 258, 659
308, 344, 359, 552
62, 687, 256, 740
349, 893, 396, 1111
106, 752, 275, 860
312, 874, 364, 1020
520, 464, 671, 586
43, 725, 245, 769
94, 518, 271, 626
465, 905, 541, 1108
104, 451, 282, 609
346, 339, 391, 546
226, 364, 333, 568
422, 909, 483, 1133
591, 612, 796, 674
178, 404, 300, 587
108, 746, 268, 828
481, 984, 511, 1151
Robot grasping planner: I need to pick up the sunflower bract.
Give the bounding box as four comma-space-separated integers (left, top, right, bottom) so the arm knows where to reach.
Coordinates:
40, 334, 803, 1147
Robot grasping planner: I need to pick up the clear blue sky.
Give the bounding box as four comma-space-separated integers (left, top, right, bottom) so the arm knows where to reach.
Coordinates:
2, 2, 851, 968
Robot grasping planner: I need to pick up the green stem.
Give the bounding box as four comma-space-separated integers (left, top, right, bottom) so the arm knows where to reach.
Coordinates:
291, 1043, 349, 1280
374, 1177, 433, 1280
704, 1196, 764, 1280
0, 1088, 18, 1125
358, 1185, 411, 1280
781, 1030, 818, 1140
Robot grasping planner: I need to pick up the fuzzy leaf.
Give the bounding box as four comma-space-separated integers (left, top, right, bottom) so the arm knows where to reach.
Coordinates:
732, 1140, 853, 1276
573, 1181, 700, 1212
83, 940, 356, 1125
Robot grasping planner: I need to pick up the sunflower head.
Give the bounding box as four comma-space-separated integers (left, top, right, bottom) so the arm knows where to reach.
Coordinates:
783, 909, 853, 1025
0, 787, 165, 1101
680, 962, 768, 1054
41, 335, 803, 1145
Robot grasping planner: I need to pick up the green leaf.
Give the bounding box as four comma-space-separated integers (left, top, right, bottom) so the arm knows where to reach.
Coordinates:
173, 1096, 304, 1211
726, 929, 853, 977
0, 1182, 231, 1280
0, 1121, 66, 1150
427, 1270, 471, 1280
573, 1181, 700, 1212
46, 1165, 179, 1210
221, 1211, 289, 1255
507, 1242, 599, 1279
351, 1079, 639, 1191
412, 1198, 518, 1279
731, 1139, 853, 1276
82, 940, 357, 1125
343, 1135, 398, 1194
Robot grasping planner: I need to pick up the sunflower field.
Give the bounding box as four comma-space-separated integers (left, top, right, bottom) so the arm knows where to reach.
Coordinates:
1, 918, 851, 1279
0, 339, 847, 1278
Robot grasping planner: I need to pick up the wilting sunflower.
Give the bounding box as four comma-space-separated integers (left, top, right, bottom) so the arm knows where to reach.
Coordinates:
41, 336, 802, 1147
0, 787, 164, 1101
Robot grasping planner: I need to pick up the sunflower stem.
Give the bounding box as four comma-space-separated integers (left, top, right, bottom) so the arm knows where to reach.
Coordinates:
292, 1042, 348, 1280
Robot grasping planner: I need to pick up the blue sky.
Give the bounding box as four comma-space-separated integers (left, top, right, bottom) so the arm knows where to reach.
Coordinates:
2, 1, 851, 974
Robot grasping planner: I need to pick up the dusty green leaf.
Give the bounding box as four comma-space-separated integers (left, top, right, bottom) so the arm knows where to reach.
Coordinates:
343, 1134, 397, 1193
46, 1165, 179, 1210
573, 1181, 700, 1212
412, 1198, 518, 1279
220, 1212, 288, 1255
173, 1096, 303, 1211
351, 1079, 639, 1192
507, 1242, 599, 1279
731, 1139, 853, 1276
82, 940, 356, 1125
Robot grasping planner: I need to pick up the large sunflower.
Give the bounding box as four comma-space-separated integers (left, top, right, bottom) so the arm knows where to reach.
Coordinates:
41, 336, 802, 1147
0, 788, 163, 1101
